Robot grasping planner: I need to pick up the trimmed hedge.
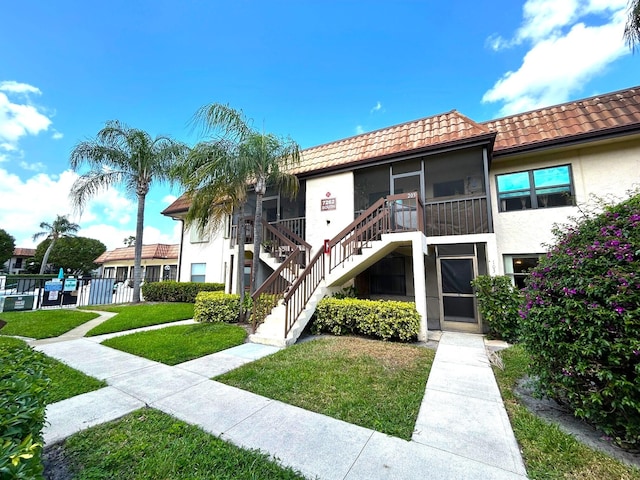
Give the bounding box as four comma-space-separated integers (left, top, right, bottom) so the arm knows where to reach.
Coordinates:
0, 339, 48, 479
142, 281, 224, 303
471, 275, 523, 343
312, 298, 420, 342
521, 193, 640, 448
194, 291, 240, 323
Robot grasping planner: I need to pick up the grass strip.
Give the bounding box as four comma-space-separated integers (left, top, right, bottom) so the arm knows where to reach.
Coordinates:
494, 345, 640, 480
50, 408, 305, 479
83, 302, 194, 336
216, 336, 434, 440
101, 322, 246, 365
0, 337, 106, 404
0, 309, 99, 339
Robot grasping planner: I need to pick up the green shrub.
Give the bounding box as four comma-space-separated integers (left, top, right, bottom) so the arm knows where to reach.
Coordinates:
312, 298, 420, 342
520, 193, 640, 448
194, 292, 240, 323
142, 281, 224, 303
471, 275, 523, 342
0, 341, 48, 479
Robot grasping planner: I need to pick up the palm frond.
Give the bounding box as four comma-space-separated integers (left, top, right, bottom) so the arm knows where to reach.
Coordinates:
69, 170, 125, 213
191, 103, 253, 141
625, 0, 640, 51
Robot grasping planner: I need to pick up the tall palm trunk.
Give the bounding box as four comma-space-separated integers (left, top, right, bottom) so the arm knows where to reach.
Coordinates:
252, 189, 265, 293
39, 238, 57, 274
132, 192, 146, 303
237, 204, 246, 320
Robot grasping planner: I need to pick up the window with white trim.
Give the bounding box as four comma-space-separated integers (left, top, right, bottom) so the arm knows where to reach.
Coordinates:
190, 263, 206, 283
504, 254, 542, 289
497, 165, 574, 212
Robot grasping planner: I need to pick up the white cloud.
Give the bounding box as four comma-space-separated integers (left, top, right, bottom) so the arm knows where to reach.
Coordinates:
0, 168, 176, 251
51, 131, 63, 140
141, 223, 181, 246
0, 81, 59, 161
19, 161, 46, 172
0, 81, 42, 95
370, 101, 383, 114
355, 125, 365, 135
162, 194, 177, 205
484, 0, 628, 115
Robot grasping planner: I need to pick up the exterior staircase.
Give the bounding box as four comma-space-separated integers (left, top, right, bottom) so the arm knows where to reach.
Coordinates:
248, 192, 425, 347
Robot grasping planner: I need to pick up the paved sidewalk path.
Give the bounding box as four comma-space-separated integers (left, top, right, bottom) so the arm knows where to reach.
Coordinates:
34, 329, 528, 480
30, 310, 119, 346
412, 332, 527, 476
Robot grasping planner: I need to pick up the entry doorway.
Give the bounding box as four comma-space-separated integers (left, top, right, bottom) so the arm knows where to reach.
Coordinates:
435, 244, 483, 333
392, 173, 423, 197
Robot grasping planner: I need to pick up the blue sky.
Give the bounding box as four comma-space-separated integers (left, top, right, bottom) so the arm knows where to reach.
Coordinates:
1, 0, 637, 251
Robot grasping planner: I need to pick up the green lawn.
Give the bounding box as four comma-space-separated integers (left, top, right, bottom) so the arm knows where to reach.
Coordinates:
494, 345, 640, 480
48, 408, 305, 479
83, 302, 194, 336
0, 337, 106, 404
101, 322, 247, 365
216, 336, 435, 440
0, 309, 99, 339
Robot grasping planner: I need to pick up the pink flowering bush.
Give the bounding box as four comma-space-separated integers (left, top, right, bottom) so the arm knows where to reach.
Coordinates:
520, 193, 640, 448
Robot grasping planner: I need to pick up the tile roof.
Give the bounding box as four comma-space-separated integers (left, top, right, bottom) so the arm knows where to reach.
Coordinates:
94, 244, 179, 264
291, 110, 494, 175
161, 195, 192, 216
162, 111, 493, 215
484, 86, 640, 155
13, 248, 36, 257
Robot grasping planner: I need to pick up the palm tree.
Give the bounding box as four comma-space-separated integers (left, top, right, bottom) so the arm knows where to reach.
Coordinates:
625, 0, 640, 51
33, 215, 79, 274
186, 104, 301, 294
69, 120, 189, 303
173, 138, 250, 317
239, 131, 301, 292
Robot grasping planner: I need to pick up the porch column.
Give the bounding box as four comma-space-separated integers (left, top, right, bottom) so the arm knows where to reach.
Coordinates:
412, 234, 428, 342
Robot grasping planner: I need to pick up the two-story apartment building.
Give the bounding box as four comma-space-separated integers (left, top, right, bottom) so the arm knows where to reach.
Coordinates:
2, 248, 36, 274
163, 86, 640, 346
94, 244, 179, 283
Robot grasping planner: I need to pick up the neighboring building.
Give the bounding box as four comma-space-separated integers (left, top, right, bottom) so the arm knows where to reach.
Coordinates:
94, 244, 179, 282
3, 248, 36, 274
162, 86, 640, 346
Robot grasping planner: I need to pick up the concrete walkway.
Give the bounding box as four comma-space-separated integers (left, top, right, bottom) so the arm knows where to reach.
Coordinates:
30, 317, 527, 480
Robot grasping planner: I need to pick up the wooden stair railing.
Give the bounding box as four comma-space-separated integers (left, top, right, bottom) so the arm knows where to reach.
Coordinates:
250, 246, 305, 331
252, 191, 424, 339
270, 221, 311, 265
261, 220, 299, 262
328, 196, 388, 273
250, 220, 305, 330
282, 248, 325, 338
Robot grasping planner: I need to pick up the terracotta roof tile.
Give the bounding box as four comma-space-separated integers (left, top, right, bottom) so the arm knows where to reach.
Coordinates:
162, 195, 192, 216
13, 248, 36, 257
94, 244, 179, 264
484, 87, 640, 154
290, 110, 493, 175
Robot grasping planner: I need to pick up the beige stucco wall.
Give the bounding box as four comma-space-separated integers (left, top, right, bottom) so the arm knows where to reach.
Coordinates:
491, 137, 640, 273
305, 171, 355, 253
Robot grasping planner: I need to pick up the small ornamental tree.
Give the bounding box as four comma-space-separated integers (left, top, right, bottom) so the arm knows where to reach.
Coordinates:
0, 229, 15, 268
520, 193, 640, 448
